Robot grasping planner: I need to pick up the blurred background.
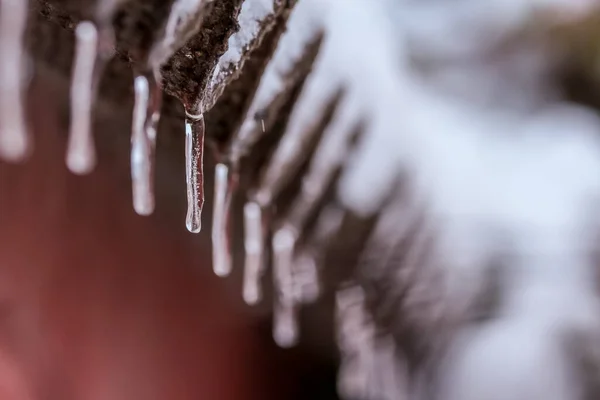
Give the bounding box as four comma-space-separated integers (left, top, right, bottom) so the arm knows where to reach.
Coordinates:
4, 0, 600, 399
0, 74, 339, 399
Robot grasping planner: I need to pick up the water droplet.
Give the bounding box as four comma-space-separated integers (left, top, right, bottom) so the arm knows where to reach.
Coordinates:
243, 201, 265, 305
0, 0, 30, 162
273, 227, 298, 348
67, 22, 99, 175
131, 75, 155, 216
185, 114, 205, 233
212, 163, 234, 277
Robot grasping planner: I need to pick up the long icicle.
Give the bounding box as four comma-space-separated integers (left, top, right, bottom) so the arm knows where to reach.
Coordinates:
212, 163, 234, 277
67, 0, 123, 175
185, 113, 205, 233
336, 284, 375, 399
243, 201, 265, 305
67, 22, 99, 175
146, 0, 213, 228
273, 226, 299, 348
0, 0, 29, 162
370, 335, 406, 400
131, 75, 155, 216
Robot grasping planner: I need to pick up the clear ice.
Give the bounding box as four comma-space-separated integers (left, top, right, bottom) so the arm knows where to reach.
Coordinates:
185, 114, 205, 233
0, 0, 30, 162
146, 0, 214, 225
243, 201, 265, 305
67, 22, 100, 175
212, 163, 233, 277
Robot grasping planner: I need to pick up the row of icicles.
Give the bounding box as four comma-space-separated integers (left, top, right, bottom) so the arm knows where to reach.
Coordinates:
0, 0, 319, 348
0, 0, 403, 397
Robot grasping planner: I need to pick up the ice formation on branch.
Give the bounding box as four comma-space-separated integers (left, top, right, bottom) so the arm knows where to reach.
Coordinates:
67, 0, 130, 175
6, 0, 600, 398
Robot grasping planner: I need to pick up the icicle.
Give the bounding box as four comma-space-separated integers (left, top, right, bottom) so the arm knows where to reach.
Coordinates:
130, 75, 155, 216
272, 227, 299, 348
185, 113, 205, 233
243, 201, 265, 305
146, 0, 216, 228
212, 163, 234, 277
66, 0, 123, 174
0, 0, 30, 162
67, 22, 99, 175
292, 253, 320, 304
130, 66, 162, 216
336, 284, 376, 400
369, 336, 407, 400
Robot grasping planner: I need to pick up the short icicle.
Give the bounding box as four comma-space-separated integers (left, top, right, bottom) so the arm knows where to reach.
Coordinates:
292, 253, 320, 304
185, 113, 205, 233
212, 163, 234, 277
243, 201, 265, 305
67, 21, 99, 175
0, 0, 30, 162
272, 226, 299, 348
130, 74, 155, 216
370, 335, 406, 400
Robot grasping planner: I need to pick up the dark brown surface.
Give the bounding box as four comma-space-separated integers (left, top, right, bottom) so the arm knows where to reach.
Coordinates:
21, 2, 600, 399
30, 0, 301, 152
0, 74, 266, 400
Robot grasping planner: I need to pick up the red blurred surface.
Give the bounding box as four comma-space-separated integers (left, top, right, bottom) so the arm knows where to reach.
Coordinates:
0, 75, 286, 400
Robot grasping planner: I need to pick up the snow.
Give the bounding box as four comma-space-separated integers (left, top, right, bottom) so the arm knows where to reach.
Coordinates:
219, 0, 274, 66
227, 0, 600, 281
255, 0, 600, 397
148, 0, 214, 72
228, 0, 323, 162
205, 0, 279, 109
